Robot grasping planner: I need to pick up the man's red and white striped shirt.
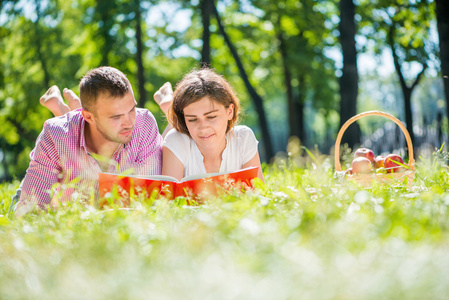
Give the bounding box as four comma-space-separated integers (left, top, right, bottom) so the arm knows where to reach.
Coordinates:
17, 108, 162, 210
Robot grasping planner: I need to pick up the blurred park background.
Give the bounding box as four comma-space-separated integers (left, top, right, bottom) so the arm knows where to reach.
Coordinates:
0, 0, 448, 182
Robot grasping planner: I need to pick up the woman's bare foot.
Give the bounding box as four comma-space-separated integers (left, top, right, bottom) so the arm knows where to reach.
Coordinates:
39, 85, 70, 117
63, 88, 82, 110
153, 82, 173, 115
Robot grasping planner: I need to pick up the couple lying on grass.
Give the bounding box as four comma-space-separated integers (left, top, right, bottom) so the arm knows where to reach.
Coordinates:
14, 66, 264, 215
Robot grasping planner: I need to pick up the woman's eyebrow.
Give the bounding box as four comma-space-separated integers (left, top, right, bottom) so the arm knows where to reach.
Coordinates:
204, 110, 218, 115
185, 109, 219, 117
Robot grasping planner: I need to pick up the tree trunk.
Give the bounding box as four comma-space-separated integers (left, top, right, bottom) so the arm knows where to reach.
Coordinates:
276, 30, 296, 139
96, 0, 112, 66
201, 0, 211, 66
0, 140, 10, 182
338, 0, 359, 149
210, 0, 274, 160
403, 87, 413, 145
296, 75, 306, 144
34, 1, 50, 87
34, 28, 50, 88
388, 25, 426, 147
135, 1, 146, 108
435, 0, 449, 147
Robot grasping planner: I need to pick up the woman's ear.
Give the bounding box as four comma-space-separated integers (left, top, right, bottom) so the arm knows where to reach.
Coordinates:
227, 103, 234, 120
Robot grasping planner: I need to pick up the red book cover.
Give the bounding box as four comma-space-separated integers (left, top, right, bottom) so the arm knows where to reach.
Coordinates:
98, 166, 259, 206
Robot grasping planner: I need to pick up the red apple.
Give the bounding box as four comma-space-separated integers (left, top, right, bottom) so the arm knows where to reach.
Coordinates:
354, 148, 375, 164
374, 155, 385, 169
352, 157, 373, 174
383, 154, 404, 173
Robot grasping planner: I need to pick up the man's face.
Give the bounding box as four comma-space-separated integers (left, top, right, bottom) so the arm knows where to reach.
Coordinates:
88, 90, 137, 145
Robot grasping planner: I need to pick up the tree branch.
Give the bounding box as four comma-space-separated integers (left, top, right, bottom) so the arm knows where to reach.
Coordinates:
410, 63, 427, 91
210, 0, 273, 159
388, 24, 407, 91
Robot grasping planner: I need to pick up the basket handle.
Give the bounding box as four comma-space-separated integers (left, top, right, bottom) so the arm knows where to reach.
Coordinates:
334, 110, 415, 171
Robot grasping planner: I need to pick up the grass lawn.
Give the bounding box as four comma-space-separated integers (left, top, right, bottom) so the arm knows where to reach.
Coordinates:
1, 149, 449, 299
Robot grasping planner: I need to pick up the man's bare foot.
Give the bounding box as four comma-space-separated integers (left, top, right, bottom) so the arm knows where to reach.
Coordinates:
153, 82, 173, 115
39, 85, 70, 117
63, 88, 82, 110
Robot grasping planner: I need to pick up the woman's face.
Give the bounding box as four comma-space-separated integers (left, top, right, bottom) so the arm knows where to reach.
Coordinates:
183, 96, 234, 151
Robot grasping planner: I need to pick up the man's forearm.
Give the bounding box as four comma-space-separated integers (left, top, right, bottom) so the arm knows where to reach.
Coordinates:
16, 170, 57, 213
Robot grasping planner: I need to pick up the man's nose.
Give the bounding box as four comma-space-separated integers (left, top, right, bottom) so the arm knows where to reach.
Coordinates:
122, 114, 133, 127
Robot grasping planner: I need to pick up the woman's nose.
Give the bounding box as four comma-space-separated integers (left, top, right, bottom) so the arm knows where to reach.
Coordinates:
198, 119, 208, 129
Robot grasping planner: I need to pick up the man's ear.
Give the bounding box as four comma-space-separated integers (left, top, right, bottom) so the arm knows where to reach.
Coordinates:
227, 103, 234, 120
81, 109, 95, 125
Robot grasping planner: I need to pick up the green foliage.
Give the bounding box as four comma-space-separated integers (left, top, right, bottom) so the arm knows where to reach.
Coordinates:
0, 0, 200, 179
0, 0, 444, 175
2, 151, 449, 298
358, 0, 435, 72
203, 0, 340, 149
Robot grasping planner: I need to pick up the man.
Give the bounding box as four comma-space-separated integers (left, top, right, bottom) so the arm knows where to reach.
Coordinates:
15, 66, 163, 215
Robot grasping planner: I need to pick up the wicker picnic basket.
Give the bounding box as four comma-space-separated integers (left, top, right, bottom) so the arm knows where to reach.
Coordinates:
334, 110, 415, 186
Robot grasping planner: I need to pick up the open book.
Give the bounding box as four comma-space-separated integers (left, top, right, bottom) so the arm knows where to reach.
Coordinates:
98, 166, 259, 205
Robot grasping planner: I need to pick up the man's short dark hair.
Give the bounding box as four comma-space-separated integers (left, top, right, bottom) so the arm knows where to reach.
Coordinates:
79, 66, 131, 112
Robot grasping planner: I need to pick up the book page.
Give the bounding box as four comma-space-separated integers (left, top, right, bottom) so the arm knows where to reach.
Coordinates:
179, 166, 259, 183
100, 172, 180, 183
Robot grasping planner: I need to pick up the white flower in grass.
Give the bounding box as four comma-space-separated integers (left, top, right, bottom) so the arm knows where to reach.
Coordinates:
355, 190, 369, 204
347, 202, 361, 215
287, 186, 298, 193
259, 196, 270, 206
272, 191, 288, 201
239, 218, 260, 236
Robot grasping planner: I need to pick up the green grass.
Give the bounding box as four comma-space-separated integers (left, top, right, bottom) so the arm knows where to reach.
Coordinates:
1, 150, 449, 299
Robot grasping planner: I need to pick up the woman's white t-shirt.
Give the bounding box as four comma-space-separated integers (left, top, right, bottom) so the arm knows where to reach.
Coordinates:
163, 125, 259, 178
